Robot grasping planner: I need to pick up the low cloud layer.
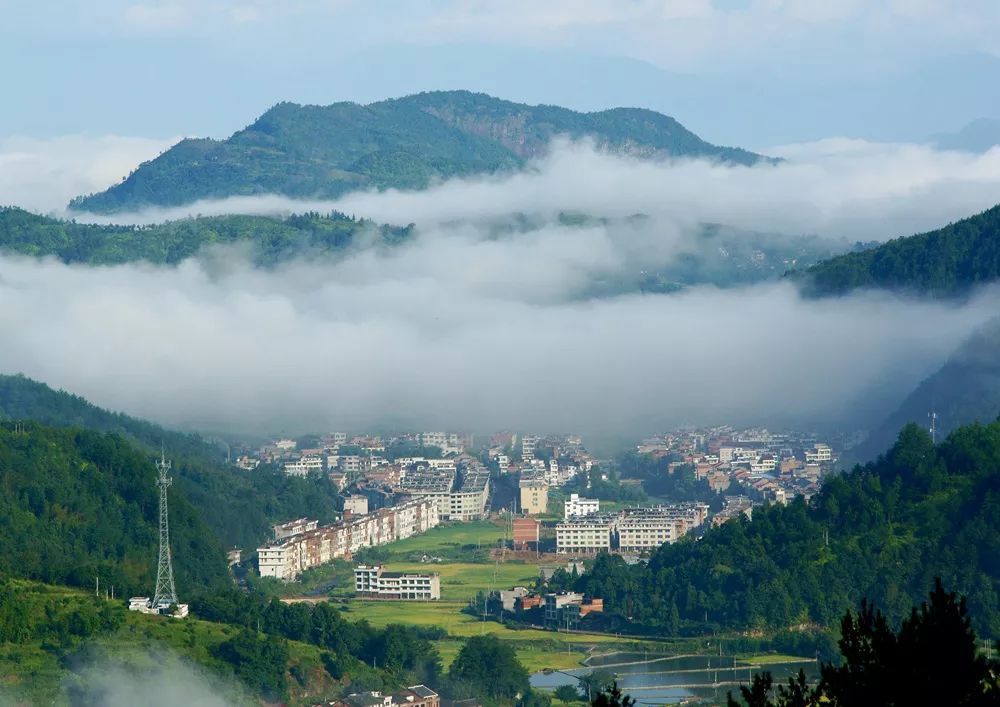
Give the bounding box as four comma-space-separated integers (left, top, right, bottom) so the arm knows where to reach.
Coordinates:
0, 248, 995, 436
2, 136, 999, 436
68, 138, 1000, 246
61, 649, 247, 707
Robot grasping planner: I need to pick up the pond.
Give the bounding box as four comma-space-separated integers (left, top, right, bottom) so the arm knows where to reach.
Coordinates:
530, 651, 819, 704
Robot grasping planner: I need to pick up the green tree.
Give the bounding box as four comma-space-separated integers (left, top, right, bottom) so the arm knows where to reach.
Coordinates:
448, 635, 528, 700
590, 682, 635, 707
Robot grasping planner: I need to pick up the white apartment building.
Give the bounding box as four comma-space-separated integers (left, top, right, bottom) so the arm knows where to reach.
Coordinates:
275, 438, 297, 451
805, 444, 833, 463
284, 455, 324, 476
522, 435, 538, 461
555, 515, 616, 554
258, 542, 300, 581
421, 432, 448, 449
564, 493, 600, 519
355, 564, 441, 600
332, 432, 348, 445
616, 505, 709, 554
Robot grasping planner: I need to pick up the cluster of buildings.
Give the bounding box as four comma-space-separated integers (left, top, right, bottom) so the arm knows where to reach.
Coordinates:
555, 503, 710, 555
316, 686, 444, 707
256, 497, 439, 581
399, 461, 491, 521
638, 426, 841, 504
488, 585, 604, 630
354, 564, 441, 600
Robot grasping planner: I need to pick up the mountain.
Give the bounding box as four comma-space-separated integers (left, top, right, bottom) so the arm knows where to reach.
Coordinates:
0, 422, 227, 596
574, 419, 1000, 639
797, 204, 1000, 297
0, 374, 343, 551
0, 206, 410, 266
68, 90, 771, 214
848, 318, 1000, 465
931, 117, 1000, 153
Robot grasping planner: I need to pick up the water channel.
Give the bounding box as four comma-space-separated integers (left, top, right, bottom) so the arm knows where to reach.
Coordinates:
530, 651, 819, 705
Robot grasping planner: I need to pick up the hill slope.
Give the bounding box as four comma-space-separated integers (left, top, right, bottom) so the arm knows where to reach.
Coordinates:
797, 204, 1000, 297
0, 422, 227, 596
0, 206, 410, 266
0, 374, 342, 551
69, 90, 770, 213
848, 317, 1000, 464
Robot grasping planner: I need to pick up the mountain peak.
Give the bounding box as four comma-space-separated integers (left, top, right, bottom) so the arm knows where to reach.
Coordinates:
69, 91, 771, 214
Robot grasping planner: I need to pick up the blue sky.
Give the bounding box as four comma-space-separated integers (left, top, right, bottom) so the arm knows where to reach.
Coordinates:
2, 0, 999, 147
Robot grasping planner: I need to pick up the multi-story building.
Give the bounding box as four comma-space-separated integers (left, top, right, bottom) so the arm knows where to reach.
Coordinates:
555, 503, 709, 555
519, 479, 548, 516
355, 564, 441, 600
449, 470, 490, 521
805, 443, 833, 463
283, 454, 324, 476
521, 435, 538, 461
564, 493, 599, 519
344, 495, 370, 516
420, 432, 448, 449
555, 515, 617, 554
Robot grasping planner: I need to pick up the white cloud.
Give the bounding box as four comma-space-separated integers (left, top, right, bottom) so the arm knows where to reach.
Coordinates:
0, 135, 176, 214
122, 3, 193, 31
4, 137, 1000, 436
71, 138, 1000, 246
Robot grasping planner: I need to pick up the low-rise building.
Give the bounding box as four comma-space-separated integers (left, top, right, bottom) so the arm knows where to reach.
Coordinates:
355, 564, 441, 600
563, 493, 599, 519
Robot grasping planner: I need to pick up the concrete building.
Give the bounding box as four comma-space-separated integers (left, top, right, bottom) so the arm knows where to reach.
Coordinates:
521, 435, 538, 461
564, 493, 599, 519
355, 564, 441, 600
519, 479, 548, 516
284, 454, 324, 476
555, 515, 616, 554
805, 443, 833, 463
344, 495, 370, 516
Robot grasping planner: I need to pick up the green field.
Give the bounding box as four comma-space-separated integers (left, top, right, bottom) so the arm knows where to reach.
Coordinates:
376, 520, 509, 559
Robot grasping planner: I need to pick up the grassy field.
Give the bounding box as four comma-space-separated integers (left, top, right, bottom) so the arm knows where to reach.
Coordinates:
333, 598, 665, 672
375, 520, 509, 560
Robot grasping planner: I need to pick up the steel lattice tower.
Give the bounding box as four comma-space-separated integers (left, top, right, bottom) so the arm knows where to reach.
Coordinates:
151, 450, 178, 609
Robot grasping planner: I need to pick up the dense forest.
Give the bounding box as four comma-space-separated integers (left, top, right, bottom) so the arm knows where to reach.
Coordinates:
574, 420, 1000, 639
70, 90, 769, 213
0, 374, 343, 551
0, 206, 411, 266
0, 422, 228, 596
798, 204, 1000, 297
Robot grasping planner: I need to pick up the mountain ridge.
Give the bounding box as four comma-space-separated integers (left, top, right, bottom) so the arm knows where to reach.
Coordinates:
69, 90, 771, 214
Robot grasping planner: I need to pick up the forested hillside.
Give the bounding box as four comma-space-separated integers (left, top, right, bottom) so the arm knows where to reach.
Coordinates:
798, 204, 1000, 297
70, 90, 769, 213
0, 375, 342, 551
574, 420, 1000, 639
0, 206, 411, 266
0, 423, 227, 595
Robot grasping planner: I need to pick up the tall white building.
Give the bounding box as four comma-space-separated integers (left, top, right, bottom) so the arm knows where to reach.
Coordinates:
355, 564, 441, 600
555, 515, 616, 554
